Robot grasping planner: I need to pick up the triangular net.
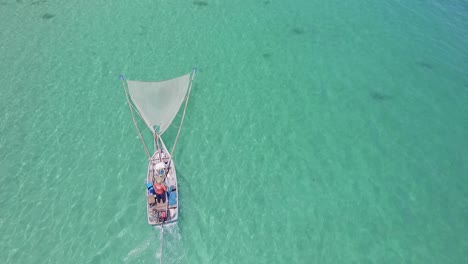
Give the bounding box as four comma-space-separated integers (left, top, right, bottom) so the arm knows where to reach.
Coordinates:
126, 73, 192, 135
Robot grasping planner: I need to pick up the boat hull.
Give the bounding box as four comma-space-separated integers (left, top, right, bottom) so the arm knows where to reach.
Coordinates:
146, 140, 179, 225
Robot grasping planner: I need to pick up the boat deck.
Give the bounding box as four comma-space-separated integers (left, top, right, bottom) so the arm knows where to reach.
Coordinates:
147, 149, 179, 225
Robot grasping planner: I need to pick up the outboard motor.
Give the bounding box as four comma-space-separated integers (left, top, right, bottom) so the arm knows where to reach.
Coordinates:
158, 210, 168, 222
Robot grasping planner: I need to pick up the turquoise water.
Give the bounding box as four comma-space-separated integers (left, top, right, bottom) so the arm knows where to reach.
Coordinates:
1, 0, 467, 263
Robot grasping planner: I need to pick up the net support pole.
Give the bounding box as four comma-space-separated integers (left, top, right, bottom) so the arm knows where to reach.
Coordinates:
170, 68, 196, 158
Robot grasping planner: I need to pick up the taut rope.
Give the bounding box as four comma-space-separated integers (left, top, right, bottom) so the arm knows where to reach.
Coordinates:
159, 226, 164, 264
170, 68, 196, 158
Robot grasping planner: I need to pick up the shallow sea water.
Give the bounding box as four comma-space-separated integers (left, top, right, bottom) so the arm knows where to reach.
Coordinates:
0, 1, 467, 263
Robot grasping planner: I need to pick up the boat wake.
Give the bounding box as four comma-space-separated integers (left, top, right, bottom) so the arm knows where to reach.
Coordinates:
122, 235, 152, 263
154, 223, 185, 264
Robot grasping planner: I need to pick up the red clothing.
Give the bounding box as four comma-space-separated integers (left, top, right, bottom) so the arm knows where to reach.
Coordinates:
153, 183, 167, 195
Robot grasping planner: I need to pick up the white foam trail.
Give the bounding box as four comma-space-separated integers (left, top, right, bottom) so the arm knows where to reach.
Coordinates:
123, 236, 152, 263
154, 223, 185, 264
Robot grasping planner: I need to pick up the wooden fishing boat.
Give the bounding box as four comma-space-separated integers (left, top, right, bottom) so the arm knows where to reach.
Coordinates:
120, 69, 196, 225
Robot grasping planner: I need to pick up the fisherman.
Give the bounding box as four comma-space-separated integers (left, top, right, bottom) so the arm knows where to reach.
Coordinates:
153, 178, 167, 203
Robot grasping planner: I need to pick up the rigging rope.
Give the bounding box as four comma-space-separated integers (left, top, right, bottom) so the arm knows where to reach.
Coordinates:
121, 79, 151, 159
170, 69, 196, 158
155, 132, 162, 162
165, 69, 196, 175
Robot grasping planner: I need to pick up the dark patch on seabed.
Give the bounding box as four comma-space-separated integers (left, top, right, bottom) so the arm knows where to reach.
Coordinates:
193, 1, 208, 6
32, 0, 47, 5
417, 61, 434, 70
291, 27, 305, 35
41, 13, 54, 19
262, 53, 272, 59
138, 25, 147, 36
369, 91, 393, 101
263, 1, 270, 5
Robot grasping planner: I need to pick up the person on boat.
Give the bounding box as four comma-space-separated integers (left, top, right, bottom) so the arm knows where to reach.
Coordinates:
153, 178, 167, 203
